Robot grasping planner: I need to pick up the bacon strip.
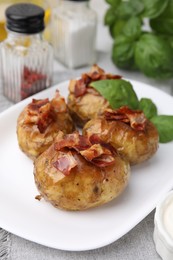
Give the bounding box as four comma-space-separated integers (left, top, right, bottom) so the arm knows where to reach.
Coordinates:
80, 144, 115, 167
104, 106, 147, 131
23, 91, 68, 133
50, 90, 67, 113
74, 79, 87, 97
54, 132, 91, 151
53, 151, 77, 176
53, 132, 115, 174
74, 65, 122, 98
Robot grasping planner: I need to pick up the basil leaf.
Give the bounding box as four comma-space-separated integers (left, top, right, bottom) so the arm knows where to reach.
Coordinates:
135, 33, 173, 79
104, 8, 116, 26
110, 19, 127, 38
151, 115, 173, 143
105, 0, 121, 7
90, 79, 139, 109
139, 98, 157, 119
122, 16, 142, 41
142, 0, 169, 18
112, 38, 136, 69
150, 0, 173, 35
116, 0, 144, 19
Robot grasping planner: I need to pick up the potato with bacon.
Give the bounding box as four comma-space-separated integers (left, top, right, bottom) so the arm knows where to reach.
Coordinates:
17, 91, 75, 160
83, 106, 159, 165
34, 131, 130, 211
67, 64, 121, 127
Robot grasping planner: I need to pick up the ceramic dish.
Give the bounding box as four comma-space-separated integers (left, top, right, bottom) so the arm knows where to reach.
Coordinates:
0, 79, 173, 251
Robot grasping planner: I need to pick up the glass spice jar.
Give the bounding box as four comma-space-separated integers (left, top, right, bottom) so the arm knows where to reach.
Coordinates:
0, 3, 53, 103
51, 0, 97, 69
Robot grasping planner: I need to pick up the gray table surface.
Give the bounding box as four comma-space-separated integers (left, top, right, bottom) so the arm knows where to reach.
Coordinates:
1, 54, 172, 260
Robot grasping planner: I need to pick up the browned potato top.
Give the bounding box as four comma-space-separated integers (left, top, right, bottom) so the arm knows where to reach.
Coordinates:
34, 132, 130, 211
17, 91, 75, 160
67, 65, 121, 127
83, 107, 159, 165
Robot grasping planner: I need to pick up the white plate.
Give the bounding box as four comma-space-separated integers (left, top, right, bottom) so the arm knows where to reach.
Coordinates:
0, 79, 173, 251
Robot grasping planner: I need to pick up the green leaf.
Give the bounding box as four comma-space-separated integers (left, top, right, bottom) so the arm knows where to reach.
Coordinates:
104, 8, 116, 26
141, 0, 169, 18
134, 33, 173, 79
90, 79, 139, 109
110, 19, 127, 38
122, 16, 142, 40
139, 98, 158, 119
150, 0, 173, 35
116, 0, 144, 19
112, 38, 136, 69
105, 0, 121, 7
151, 115, 173, 143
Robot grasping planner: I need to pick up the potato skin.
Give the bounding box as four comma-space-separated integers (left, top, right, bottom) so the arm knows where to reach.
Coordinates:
67, 80, 110, 127
83, 118, 159, 165
34, 144, 130, 211
17, 109, 75, 160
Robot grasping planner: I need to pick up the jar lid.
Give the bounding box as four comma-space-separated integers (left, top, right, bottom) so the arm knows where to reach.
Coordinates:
6, 3, 45, 34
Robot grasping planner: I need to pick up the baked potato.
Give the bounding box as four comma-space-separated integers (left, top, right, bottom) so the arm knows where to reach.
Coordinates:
83, 106, 159, 165
34, 131, 130, 211
67, 64, 121, 127
17, 91, 75, 160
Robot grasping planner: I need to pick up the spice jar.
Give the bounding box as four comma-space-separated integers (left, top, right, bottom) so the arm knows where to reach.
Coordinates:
51, 0, 97, 69
0, 3, 53, 103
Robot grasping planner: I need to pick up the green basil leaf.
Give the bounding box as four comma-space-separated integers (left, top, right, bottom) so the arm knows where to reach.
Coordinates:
105, 0, 121, 7
139, 98, 158, 119
150, 0, 173, 35
141, 0, 169, 18
90, 79, 139, 109
110, 19, 127, 38
116, 0, 144, 19
135, 33, 173, 79
104, 8, 116, 26
112, 38, 136, 69
122, 16, 142, 41
150, 115, 173, 143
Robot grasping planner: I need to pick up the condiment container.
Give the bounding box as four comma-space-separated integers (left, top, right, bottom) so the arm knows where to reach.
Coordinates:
51, 0, 97, 69
153, 190, 173, 260
0, 0, 52, 42
0, 3, 53, 102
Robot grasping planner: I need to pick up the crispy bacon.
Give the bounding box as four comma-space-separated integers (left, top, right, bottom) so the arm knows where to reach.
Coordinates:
74, 79, 87, 97
73, 65, 122, 98
23, 91, 68, 133
53, 132, 115, 174
24, 99, 53, 133
37, 102, 53, 133
54, 132, 91, 151
89, 134, 102, 145
53, 151, 77, 176
92, 155, 115, 167
28, 98, 49, 111
80, 144, 115, 167
50, 90, 67, 113
104, 106, 147, 131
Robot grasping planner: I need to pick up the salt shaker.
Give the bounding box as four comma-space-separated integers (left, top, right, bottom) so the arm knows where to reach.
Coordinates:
51, 0, 97, 69
0, 3, 53, 103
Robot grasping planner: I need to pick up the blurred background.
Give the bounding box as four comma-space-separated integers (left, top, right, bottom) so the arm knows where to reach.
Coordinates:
0, 0, 110, 44
1, 0, 173, 95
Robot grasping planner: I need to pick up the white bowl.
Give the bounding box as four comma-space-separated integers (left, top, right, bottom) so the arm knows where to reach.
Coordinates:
154, 190, 173, 260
